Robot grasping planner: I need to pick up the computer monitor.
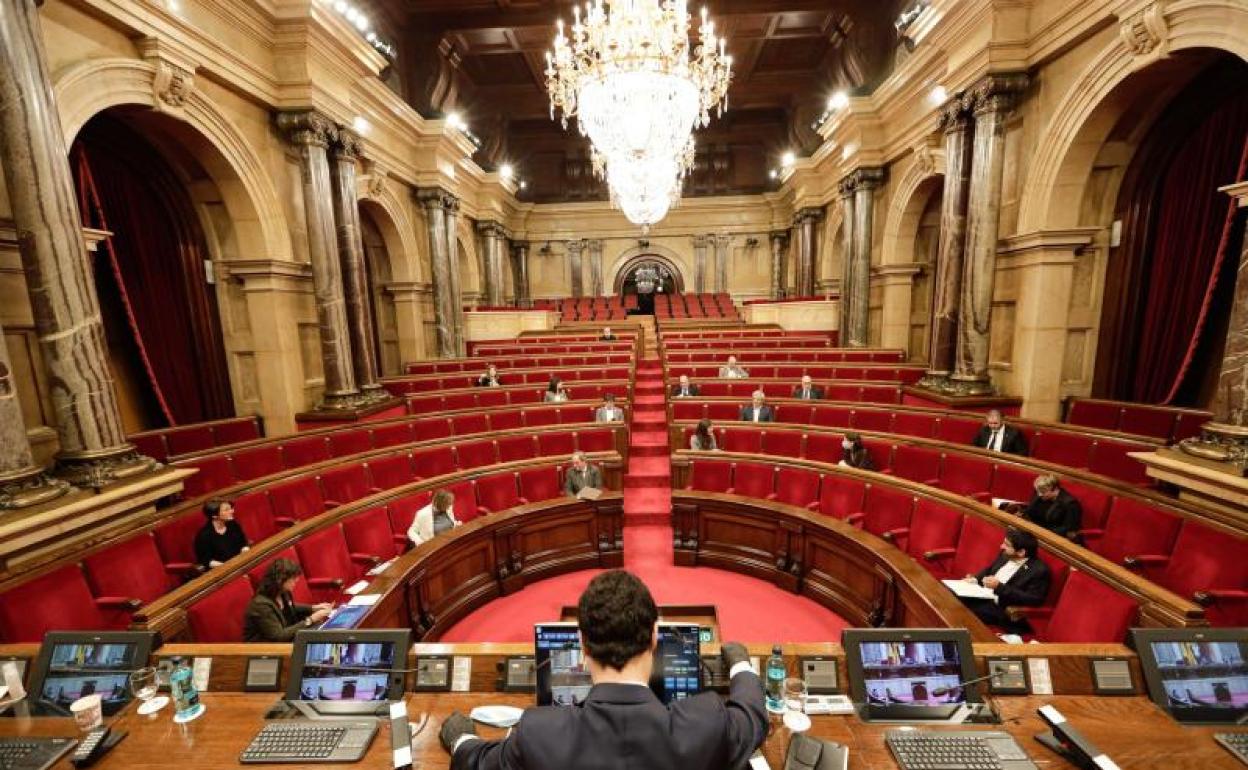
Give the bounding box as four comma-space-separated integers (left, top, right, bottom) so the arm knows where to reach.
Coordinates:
27, 631, 157, 717
843, 628, 979, 720
284, 629, 410, 715
318, 605, 370, 631
1129, 627, 1248, 724
534, 622, 705, 707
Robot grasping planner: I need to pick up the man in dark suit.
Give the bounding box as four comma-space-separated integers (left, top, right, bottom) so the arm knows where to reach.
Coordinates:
1020, 475, 1082, 541
440, 570, 767, 770
671, 375, 700, 398
739, 391, 774, 423
792, 375, 824, 400
958, 527, 1051, 632
563, 451, 603, 498
971, 409, 1028, 455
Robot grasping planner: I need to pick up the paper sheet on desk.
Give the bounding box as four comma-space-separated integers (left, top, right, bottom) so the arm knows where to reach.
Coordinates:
347, 593, 380, 606
942, 578, 997, 601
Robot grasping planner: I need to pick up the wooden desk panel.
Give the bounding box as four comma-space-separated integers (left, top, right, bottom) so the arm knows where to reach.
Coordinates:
2, 692, 1242, 769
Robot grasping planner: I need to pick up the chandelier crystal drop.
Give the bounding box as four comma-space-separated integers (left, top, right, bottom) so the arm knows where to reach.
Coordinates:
545, 0, 733, 227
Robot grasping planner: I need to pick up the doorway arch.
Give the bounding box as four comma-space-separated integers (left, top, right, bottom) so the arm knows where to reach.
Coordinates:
611, 253, 687, 295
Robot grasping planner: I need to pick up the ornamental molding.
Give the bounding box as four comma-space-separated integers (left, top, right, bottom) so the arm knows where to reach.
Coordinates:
1116, 0, 1170, 65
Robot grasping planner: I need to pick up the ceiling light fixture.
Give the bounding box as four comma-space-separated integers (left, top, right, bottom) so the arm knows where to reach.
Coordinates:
928, 84, 948, 105
828, 91, 849, 111
499, 163, 515, 180
781, 151, 796, 167
323, 0, 396, 60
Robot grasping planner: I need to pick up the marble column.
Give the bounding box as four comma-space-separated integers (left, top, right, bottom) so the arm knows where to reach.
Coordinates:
769, 230, 790, 299
475, 220, 508, 307
587, 239, 604, 296
836, 185, 856, 336
0, 0, 152, 485
567, 239, 586, 297
712, 235, 731, 293
793, 207, 825, 299
328, 128, 385, 403
276, 110, 360, 408
511, 241, 531, 308
0, 324, 69, 509
416, 188, 457, 358
919, 99, 974, 388
444, 196, 466, 356
691, 235, 711, 294
848, 168, 885, 348
949, 73, 1029, 395
1181, 181, 1248, 467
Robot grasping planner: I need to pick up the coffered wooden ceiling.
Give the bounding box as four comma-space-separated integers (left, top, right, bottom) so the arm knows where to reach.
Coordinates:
393, 0, 904, 202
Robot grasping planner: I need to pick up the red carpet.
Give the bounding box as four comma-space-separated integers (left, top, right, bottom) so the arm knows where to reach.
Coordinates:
436, 348, 850, 643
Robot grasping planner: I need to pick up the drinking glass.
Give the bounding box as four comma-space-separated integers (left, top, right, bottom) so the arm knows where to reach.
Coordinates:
129, 666, 169, 715
781, 677, 811, 732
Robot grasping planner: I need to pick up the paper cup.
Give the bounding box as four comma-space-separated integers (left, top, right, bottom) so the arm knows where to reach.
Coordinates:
70, 693, 103, 731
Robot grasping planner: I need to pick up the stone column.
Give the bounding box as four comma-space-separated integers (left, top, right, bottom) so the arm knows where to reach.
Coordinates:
768, 230, 789, 299
919, 98, 975, 389
793, 207, 825, 299
848, 168, 885, 347
567, 239, 585, 297
713, 235, 731, 293
416, 188, 457, 358
386, 282, 431, 364
0, 325, 69, 509
692, 235, 711, 294
949, 73, 1029, 395
1181, 181, 1248, 467
476, 220, 508, 307
836, 185, 856, 336
276, 110, 360, 408
444, 196, 466, 356
876, 264, 924, 355
511, 241, 532, 308
0, 0, 152, 485
328, 128, 385, 403
587, 239, 604, 296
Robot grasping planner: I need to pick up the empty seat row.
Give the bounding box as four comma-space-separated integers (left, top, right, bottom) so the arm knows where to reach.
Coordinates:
681, 460, 1188, 640
384, 366, 632, 395
666, 350, 904, 363
661, 328, 832, 340
664, 338, 829, 350
406, 352, 631, 375
671, 403, 1156, 485
1063, 397, 1211, 443
667, 365, 922, 383
129, 415, 263, 462
466, 335, 635, 354
405, 384, 626, 414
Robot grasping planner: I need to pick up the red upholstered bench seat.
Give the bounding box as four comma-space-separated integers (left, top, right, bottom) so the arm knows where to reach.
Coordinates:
128, 415, 263, 462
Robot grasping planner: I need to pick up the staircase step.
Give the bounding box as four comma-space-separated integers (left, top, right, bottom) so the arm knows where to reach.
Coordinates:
629, 443, 669, 457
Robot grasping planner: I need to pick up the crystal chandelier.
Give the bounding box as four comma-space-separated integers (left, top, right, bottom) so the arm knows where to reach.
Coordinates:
545, 0, 732, 226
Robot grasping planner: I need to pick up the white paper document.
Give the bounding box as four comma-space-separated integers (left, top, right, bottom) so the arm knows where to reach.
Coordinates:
942, 578, 997, 601
343, 580, 370, 596
347, 593, 381, 606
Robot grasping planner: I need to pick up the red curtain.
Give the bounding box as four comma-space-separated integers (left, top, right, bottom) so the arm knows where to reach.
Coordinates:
1131, 93, 1248, 404
72, 119, 234, 426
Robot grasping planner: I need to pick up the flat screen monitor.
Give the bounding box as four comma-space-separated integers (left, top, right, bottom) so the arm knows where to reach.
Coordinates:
318, 605, 370, 631
28, 631, 157, 717
1130, 627, 1248, 724
534, 622, 705, 707
843, 628, 979, 720
285, 629, 410, 714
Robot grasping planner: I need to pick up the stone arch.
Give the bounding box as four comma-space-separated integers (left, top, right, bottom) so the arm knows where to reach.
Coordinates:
1018, 3, 1248, 232
610, 252, 687, 294
881, 156, 944, 266
608, 244, 690, 292
819, 201, 846, 289
358, 183, 422, 282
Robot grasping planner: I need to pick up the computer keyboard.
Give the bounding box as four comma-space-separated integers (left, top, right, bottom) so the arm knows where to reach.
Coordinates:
886, 730, 1037, 770
0, 737, 77, 770
240, 720, 378, 764
1216, 733, 1248, 766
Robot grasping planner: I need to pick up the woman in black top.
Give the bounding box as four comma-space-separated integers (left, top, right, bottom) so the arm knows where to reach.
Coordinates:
194, 499, 249, 570
690, 419, 718, 450
242, 559, 333, 642
839, 433, 875, 471
1021, 474, 1083, 540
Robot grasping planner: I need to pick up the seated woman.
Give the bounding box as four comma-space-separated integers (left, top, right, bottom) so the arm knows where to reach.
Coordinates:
1020, 474, 1082, 541
690, 419, 718, 451
544, 376, 570, 403
194, 499, 249, 571
476, 364, 502, 387
718, 355, 749, 379
242, 558, 332, 642
407, 489, 461, 546
838, 433, 875, 471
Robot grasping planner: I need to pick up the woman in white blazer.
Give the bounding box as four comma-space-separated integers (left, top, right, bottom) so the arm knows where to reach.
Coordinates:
407, 489, 460, 546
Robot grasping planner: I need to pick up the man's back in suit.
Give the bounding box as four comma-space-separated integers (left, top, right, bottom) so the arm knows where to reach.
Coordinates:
792, 386, 824, 400
453, 673, 767, 770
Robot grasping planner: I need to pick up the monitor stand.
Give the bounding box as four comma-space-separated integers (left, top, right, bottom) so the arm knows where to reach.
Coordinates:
273, 700, 390, 720
858, 702, 976, 724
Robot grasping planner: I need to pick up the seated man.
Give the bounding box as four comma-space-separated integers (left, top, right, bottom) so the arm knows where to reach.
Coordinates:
595, 393, 625, 423
600, 327, 616, 341
1019, 474, 1082, 541
671, 375, 700, 398
476, 364, 502, 387
440, 570, 767, 770
739, 390, 774, 423
792, 375, 824, 400
408, 489, 461, 546
194, 499, 249, 570
718, 356, 749, 379
972, 409, 1028, 455
563, 451, 603, 498
959, 527, 1051, 632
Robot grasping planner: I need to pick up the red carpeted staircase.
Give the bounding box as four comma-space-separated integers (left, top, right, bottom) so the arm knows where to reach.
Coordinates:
622, 352, 678, 568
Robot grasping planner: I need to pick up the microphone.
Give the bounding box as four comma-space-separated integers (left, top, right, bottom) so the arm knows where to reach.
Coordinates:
930, 670, 1004, 698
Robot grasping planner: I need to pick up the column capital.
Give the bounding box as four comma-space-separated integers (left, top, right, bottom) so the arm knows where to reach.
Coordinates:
692, 234, 714, 248
966, 72, 1030, 117
330, 127, 364, 160
415, 186, 460, 212
565, 238, 586, 253
275, 110, 338, 148
475, 219, 510, 239
840, 167, 887, 194
793, 206, 826, 225
937, 97, 973, 134
510, 240, 531, 252
769, 229, 790, 244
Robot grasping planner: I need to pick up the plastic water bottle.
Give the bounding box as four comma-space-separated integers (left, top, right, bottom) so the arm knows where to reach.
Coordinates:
765, 645, 786, 714
168, 657, 205, 723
